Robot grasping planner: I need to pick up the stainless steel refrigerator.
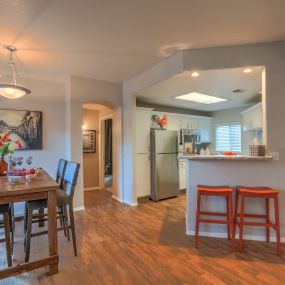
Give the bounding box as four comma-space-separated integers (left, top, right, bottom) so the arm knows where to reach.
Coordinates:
150, 129, 179, 201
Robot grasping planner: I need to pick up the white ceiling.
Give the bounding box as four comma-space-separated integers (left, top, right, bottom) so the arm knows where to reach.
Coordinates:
0, 0, 285, 82
136, 67, 263, 112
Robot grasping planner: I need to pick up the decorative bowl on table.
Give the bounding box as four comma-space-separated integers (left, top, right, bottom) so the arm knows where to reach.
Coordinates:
7, 170, 25, 184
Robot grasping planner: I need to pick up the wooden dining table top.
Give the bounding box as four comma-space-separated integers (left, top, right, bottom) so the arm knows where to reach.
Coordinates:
0, 171, 58, 197
0, 170, 60, 278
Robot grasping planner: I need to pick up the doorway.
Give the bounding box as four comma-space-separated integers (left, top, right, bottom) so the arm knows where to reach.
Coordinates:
102, 118, 113, 189
82, 103, 114, 195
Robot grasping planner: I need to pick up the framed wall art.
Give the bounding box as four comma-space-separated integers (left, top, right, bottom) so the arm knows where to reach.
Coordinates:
0, 109, 43, 150
83, 130, 96, 153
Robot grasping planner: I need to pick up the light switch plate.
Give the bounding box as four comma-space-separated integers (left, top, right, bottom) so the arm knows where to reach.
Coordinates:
269, 152, 279, 161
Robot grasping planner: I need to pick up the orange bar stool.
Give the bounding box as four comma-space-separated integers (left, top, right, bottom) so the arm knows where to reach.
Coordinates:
234, 186, 281, 256
195, 185, 235, 252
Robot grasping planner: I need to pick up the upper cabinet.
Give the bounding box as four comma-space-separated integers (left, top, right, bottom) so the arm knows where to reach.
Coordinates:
242, 102, 262, 131
136, 107, 152, 153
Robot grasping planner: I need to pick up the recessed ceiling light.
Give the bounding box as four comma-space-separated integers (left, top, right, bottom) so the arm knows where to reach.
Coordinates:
175, 92, 227, 104
191, 71, 199, 77
243, 68, 253, 73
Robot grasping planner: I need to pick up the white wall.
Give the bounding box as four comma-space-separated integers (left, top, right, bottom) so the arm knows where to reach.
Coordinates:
0, 77, 67, 215
123, 40, 285, 219
67, 76, 122, 209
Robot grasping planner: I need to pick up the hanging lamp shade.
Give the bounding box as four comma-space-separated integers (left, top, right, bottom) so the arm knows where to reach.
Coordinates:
0, 46, 31, 99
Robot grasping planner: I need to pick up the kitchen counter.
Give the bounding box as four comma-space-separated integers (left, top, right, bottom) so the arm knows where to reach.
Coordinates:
184, 155, 280, 241
179, 154, 273, 161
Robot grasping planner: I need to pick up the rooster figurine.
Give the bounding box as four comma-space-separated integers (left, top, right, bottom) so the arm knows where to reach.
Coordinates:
157, 114, 167, 129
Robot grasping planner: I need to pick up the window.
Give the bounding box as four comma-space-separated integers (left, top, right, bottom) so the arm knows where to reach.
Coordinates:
215, 124, 241, 153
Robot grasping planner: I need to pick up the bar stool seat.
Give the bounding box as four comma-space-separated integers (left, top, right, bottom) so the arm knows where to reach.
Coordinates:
238, 187, 279, 195
195, 185, 235, 252
198, 186, 233, 193
234, 186, 281, 256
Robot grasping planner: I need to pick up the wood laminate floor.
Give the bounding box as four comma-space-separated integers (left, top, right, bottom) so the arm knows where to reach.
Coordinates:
1, 190, 285, 285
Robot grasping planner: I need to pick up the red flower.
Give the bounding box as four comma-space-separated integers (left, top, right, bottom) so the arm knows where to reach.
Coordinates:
2, 137, 11, 141
15, 140, 22, 149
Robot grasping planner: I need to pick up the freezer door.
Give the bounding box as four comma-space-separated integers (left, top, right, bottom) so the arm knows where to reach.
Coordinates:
156, 153, 179, 200
155, 130, 178, 154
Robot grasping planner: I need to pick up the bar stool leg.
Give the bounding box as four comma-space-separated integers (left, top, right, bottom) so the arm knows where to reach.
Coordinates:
273, 195, 281, 256
195, 192, 201, 248
233, 189, 239, 239
239, 193, 245, 252
266, 198, 270, 242
229, 192, 235, 252
226, 194, 231, 240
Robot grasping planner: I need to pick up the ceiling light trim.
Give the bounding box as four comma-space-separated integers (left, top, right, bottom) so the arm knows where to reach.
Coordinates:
174, 92, 228, 104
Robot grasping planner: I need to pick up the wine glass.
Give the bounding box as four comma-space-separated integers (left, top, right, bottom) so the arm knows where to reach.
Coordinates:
12, 157, 17, 168
26, 156, 33, 168
17, 157, 23, 167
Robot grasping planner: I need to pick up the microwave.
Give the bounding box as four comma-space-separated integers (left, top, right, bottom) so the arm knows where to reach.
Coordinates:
180, 129, 201, 145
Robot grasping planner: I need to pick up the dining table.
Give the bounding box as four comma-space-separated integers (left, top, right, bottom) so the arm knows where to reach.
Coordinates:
0, 171, 59, 279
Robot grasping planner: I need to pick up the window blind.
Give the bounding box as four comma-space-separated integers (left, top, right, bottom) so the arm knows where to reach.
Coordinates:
215, 124, 241, 153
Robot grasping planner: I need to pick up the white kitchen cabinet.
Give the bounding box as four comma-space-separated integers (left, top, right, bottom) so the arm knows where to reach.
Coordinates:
179, 159, 186, 190
242, 102, 262, 131
135, 154, 151, 197
136, 108, 152, 153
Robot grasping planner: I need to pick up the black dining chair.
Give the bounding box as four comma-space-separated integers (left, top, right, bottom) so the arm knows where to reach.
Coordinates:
0, 204, 13, 267
24, 161, 80, 262
56, 159, 68, 188
24, 159, 68, 231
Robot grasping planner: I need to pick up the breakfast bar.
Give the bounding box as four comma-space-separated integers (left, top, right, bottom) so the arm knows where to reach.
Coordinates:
180, 155, 278, 241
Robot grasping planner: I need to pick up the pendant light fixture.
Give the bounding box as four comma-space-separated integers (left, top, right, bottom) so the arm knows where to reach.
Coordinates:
0, 45, 31, 99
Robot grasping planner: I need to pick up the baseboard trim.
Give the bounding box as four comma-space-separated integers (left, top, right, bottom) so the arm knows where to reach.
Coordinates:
186, 230, 285, 243
112, 195, 122, 203
74, 206, 85, 212
137, 194, 150, 198
84, 187, 100, 191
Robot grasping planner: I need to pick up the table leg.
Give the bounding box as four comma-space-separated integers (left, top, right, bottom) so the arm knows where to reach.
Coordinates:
48, 189, 58, 274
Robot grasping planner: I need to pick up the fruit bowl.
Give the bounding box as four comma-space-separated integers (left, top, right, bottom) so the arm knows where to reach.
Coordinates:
7, 175, 24, 184
7, 169, 27, 184
224, 152, 237, 156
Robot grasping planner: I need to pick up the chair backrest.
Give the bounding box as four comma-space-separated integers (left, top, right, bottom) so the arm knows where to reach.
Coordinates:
56, 159, 68, 188
62, 161, 80, 200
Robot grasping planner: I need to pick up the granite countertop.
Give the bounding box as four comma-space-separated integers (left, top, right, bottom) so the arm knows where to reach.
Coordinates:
178, 154, 273, 161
